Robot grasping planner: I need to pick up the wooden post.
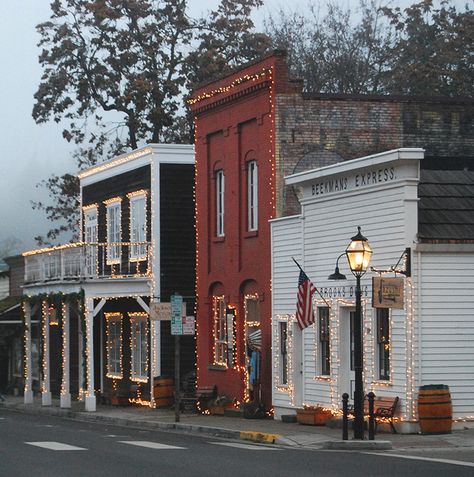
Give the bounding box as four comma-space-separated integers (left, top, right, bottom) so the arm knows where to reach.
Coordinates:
175, 335, 180, 422
60, 302, 71, 408
84, 298, 96, 412
41, 301, 52, 406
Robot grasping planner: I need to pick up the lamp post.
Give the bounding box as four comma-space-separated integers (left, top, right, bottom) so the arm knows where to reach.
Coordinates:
329, 227, 372, 440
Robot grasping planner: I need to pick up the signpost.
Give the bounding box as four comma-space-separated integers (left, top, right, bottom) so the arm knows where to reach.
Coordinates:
170, 294, 183, 422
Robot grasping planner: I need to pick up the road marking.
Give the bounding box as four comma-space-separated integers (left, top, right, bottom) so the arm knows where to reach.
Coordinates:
210, 442, 280, 451
26, 442, 87, 451
364, 452, 474, 468
104, 434, 129, 438
119, 441, 185, 450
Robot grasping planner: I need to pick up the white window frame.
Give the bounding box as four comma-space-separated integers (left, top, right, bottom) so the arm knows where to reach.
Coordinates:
106, 200, 122, 265
83, 205, 98, 276
213, 296, 227, 365
279, 321, 288, 386
247, 161, 258, 231
106, 313, 123, 379
129, 193, 147, 261
216, 170, 225, 237
130, 313, 148, 382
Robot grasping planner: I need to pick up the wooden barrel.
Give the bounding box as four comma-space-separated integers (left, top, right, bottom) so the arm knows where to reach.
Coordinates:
153, 377, 175, 408
418, 384, 452, 434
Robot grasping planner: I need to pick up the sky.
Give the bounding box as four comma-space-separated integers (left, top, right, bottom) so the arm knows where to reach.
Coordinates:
0, 0, 463, 255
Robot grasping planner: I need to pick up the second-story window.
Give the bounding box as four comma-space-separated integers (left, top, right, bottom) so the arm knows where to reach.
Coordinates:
129, 192, 147, 261
247, 161, 258, 231
216, 170, 225, 237
83, 205, 98, 276
106, 198, 122, 264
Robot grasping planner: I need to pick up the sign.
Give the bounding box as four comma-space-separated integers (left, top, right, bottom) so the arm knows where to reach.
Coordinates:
149, 302, 172, 321
171, 294, 183, 335
182, 316, 195, 335
372, 277, 404, 309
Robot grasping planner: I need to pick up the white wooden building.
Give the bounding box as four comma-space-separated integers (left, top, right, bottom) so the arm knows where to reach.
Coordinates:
271, 148, 474, 432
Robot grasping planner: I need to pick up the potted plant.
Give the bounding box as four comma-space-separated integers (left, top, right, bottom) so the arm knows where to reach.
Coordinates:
296, 405, 333, 426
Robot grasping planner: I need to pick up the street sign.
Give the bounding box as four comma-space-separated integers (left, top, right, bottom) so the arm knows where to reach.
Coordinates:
171, 294, 183, 335
182, 316, 195, 335
149, 302, 172, 321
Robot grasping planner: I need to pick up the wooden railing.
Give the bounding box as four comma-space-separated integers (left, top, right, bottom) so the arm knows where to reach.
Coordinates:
23, 242, 152, 284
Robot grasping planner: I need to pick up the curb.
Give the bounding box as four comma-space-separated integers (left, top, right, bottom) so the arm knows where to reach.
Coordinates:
322, 440, 393, 451
240, 431, 280, 444
0, 403, 241, 442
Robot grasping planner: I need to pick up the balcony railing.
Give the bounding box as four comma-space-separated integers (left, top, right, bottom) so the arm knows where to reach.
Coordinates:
23, 242, 152, 284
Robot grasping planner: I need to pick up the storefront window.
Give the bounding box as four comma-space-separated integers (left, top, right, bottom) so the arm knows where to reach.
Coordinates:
377, 308, 390, 380
319, 307, 330, 375
213, 297, 227, 366
106, 313, 123, 378
130, 313, 148, 382
279, 321, 288, 385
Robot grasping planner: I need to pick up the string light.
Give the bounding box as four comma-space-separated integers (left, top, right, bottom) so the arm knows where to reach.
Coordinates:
127, 190, 148, 264
78, 147, 153, 179
60, 302, 68, 396
187, 69, 272, 106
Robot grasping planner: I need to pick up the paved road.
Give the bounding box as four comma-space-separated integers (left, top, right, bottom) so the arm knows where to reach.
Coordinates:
1, 409, 474, 477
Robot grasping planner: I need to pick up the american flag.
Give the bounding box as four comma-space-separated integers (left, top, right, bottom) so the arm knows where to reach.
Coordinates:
296, 269, 317, 330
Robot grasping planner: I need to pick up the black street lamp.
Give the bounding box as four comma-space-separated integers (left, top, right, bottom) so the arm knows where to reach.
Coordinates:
329, 226, 372, 440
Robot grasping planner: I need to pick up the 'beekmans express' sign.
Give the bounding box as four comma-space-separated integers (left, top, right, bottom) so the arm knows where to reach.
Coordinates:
311, 166, 396, 196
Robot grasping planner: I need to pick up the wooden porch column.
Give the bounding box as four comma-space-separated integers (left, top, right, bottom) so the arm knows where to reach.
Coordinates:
23, 302, 34, 404
41, 301, 52, 406
60, 302, 71, 408
150, 320, 161, 407
84, 297, 96, 411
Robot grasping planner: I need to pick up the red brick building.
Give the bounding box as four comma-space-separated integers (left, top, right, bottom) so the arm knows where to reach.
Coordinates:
190, 50, 474, 410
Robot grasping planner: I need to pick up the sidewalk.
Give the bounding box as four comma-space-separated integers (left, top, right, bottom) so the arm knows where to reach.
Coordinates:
2, 395, 474, 452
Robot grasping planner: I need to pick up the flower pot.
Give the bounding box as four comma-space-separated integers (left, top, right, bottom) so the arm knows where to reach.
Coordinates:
296, 408, 332, 426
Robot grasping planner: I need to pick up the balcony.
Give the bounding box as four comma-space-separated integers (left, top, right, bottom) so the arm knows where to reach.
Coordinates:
23, 242, 152, 285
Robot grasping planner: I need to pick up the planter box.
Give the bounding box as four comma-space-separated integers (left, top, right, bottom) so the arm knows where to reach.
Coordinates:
296, 408, 332, 426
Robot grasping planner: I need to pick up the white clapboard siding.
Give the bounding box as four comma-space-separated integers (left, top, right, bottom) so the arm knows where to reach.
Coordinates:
271, 216, 302, 409
300, 182, 415, 413
419, 251, 474, 418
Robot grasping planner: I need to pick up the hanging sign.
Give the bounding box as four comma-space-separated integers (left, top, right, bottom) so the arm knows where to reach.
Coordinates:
149, 302, 172, 321
372, 277, 404, 309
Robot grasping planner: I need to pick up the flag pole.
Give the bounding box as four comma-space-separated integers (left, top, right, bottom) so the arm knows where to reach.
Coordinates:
292, 257, 332, 308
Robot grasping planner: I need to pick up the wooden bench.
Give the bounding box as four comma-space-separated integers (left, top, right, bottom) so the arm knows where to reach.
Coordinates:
348, 396, 399, 434
180, 376, 217, 411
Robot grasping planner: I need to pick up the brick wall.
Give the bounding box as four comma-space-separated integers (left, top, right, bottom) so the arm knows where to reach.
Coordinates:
276, 93, 474, 216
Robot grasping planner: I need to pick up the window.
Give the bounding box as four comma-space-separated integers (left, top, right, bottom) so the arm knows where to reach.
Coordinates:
279, 321, 288, 385
377, 308, 390, 380
83, 206, 98, 276
247, 161, 258, 231
318, 307, 330, 376
129, 193, 147, 260
130, 313, 148, 382
106, 313, 122, 378
213, 297, 227, 365
106, 200, 121, 264
216, 170, 225, 237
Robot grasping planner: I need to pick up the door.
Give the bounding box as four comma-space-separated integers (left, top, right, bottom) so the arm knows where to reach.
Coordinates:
84, 208, 98, 276
292, 324, 304, 408
339, 308, 356, 401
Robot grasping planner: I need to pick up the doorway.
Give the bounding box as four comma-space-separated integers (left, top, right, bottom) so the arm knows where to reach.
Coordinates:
339, 308, 355, 401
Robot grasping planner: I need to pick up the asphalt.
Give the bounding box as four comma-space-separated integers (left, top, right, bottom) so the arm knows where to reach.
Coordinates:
2, 395, 474, 452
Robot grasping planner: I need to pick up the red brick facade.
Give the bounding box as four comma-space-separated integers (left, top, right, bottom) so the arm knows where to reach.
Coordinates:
190, 51, 474, 410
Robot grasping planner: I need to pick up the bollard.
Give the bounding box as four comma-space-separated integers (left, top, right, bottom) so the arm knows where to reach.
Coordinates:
342, 393, 349, 441
368, 392, 375, 440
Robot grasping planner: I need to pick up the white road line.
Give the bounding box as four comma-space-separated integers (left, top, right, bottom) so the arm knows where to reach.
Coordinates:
210, 442, 280, 451
26, 442, 87, 451
119, 441, 185, 450
364, 452, 474, 468
104, 434, 129, 438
